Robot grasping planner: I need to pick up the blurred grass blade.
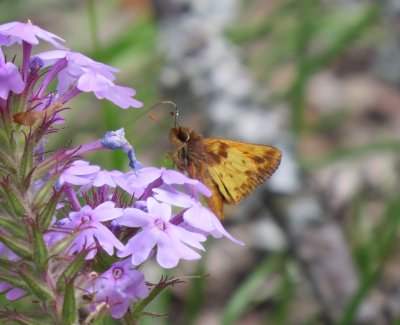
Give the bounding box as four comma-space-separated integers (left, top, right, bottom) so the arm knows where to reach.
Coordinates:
301, 140, 400, 171
339, 197, 400, 325
228, 0, 296, 44
221, 254, 281, 325
270, 263, 294, 325
86, 0, 100, 51
311, 4, 380, 73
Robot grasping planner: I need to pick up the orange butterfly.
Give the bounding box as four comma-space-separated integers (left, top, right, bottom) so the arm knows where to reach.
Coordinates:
169, 124, 282, 219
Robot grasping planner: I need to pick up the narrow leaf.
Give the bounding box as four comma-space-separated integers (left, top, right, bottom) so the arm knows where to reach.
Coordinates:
33, 172, 61, 209
221, 255, 281, 325
19, 268, 54, 301
0, 215, 27, 238
38, 189, 62, 229
0, 271, 28, 290
20, 133, 34, 183
0, 181, 30, 217
0, 232, 32, 260
56, 249, 88, 292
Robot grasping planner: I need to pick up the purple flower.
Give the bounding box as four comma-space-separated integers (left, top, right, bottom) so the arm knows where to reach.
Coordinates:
89, 259, 148, 319
80, 73, 142, 109
124, 167, 211, 199
153, 188, 244, 245
58, 160, 100, 186
81, 169, 123, 189
59, 164, 131, 195
0, 282, 25, 301
34, 50, 143, 109
0, 53, 24, 99
52, 202, 125, 259
117, 197, 206, 268
56, 160, 122, 190
0, 21, 66, 49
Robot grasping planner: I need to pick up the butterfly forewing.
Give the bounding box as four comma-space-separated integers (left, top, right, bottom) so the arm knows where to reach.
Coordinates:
202, 138, 282, 204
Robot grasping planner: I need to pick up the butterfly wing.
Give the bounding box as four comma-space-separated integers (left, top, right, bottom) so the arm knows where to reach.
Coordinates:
202, 138, 282, 217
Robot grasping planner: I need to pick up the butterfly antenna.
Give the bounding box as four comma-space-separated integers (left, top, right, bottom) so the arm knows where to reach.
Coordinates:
156, 100, 179, 128
137, 100, 179, 127
157, 100, 179, 127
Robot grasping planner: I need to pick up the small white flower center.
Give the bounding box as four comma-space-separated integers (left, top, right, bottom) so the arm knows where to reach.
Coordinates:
155, 218, 165, 231
82, 215, 91, 224
113, 268, 123, 280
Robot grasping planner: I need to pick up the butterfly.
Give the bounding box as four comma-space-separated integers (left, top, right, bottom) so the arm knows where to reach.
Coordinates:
169, 124, 282, 219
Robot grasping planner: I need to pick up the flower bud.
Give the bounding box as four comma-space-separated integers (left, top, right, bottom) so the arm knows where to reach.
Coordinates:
62, 279, 77, 325
32, 225, 48, 272
0, 180, 30, 217
29, 57, 44, 72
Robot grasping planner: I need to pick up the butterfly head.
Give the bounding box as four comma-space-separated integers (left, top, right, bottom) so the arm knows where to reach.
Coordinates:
169, 126, 191, 148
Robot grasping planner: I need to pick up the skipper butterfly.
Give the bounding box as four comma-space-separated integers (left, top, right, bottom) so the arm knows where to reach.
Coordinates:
168, 118, 282, 219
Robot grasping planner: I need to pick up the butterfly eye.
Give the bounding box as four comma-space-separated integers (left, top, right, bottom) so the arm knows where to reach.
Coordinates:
178, 130, 190, 142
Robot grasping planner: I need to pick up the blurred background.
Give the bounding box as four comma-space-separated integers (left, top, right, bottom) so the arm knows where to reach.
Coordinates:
2, 0, 400, 324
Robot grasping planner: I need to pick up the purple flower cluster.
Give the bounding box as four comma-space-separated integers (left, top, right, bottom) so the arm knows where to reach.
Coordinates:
0, 21, 243, 322
0, 21, 142, 108
51, 161, 242, 265
46, 156, 242, 318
